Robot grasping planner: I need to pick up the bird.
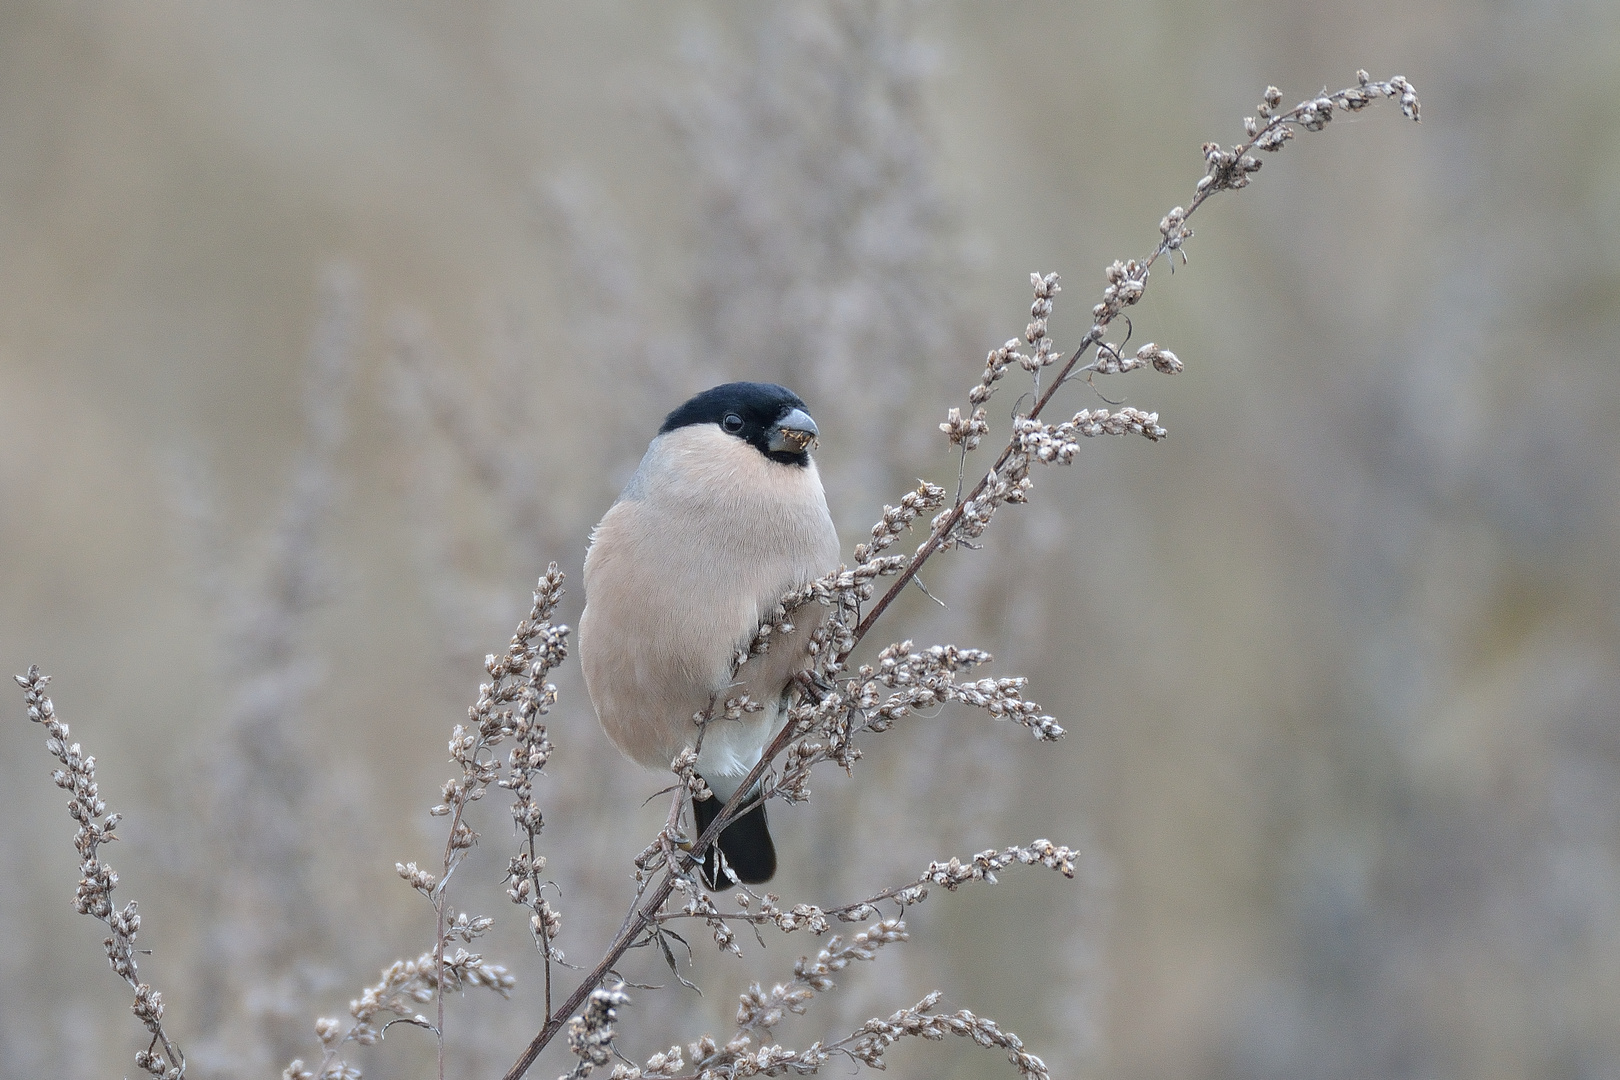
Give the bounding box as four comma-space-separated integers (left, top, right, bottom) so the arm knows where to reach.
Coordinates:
578, 382, 841, 890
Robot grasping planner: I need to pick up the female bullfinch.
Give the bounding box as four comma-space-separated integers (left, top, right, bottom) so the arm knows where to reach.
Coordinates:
578, 383, 841, 889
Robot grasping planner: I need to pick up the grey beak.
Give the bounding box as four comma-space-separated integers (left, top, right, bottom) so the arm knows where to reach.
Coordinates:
768, 408, 819, 453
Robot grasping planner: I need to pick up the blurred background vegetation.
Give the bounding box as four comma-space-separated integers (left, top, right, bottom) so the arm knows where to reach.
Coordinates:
1, 2, 1615, 1079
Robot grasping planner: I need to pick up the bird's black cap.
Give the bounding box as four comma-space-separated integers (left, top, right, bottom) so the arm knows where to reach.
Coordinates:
660, 382, 818, 466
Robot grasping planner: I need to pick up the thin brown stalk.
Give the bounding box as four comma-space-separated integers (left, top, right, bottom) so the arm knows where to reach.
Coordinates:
15, 667, 188, 1080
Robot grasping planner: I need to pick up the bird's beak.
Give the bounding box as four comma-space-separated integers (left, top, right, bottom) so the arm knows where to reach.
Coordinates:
769, 408, 819, 454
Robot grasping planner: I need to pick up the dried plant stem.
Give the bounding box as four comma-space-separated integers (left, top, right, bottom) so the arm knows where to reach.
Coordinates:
853, 335, 1095, 639
416, 567, 567, 1074
289, 574, 567, 1080
503, 795, 743, 1079
15, 667, 187, 1080
528, 827, 556, 1020
639, 974, 1049, 1080
430, 672, 494, 1080
288, 946, 517, 1080
860, 73, 1417, 640
434, 800, 460, 1079
650, 840, 1081, 931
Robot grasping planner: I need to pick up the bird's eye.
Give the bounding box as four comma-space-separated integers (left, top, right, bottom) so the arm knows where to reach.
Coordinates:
722, 413, 744, 433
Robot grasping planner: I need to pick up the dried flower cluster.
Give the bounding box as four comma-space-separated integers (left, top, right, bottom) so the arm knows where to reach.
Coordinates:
500, 567, 570, 1014
1207, 73, 1418, 198
284, 948, 517, 1080
15, 667, 187, 1080
1092, 341, 1181, 375
1018, 408, 1169, 461
852, 481, 950, 564
429, 564, 569, 1068
563, 984, 633, 1080
609, 988, 1050, 1080
841, 993, 1049, 1080
736, 920, 907, 1033
967, 334, 1026, 405
751, 633, 1062, 803
669, 746, 714, 804
284, 566, 569, 1080
1022, 272, 1063, 372
598, 923, 913, 1080
286, 924, 516, 1080
654, 839, 1081, 951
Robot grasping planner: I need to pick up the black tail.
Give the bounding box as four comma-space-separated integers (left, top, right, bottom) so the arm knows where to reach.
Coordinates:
692, 788, 776, 890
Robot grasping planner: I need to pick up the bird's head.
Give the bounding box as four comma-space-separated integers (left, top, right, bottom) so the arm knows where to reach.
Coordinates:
659, 382, 821, 467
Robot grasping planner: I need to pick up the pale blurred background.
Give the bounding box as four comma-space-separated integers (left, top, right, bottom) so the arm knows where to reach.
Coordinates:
1, 2, 1615, 1079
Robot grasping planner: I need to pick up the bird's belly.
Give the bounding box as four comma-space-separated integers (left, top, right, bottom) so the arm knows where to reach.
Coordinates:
580, 532, 827, 778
